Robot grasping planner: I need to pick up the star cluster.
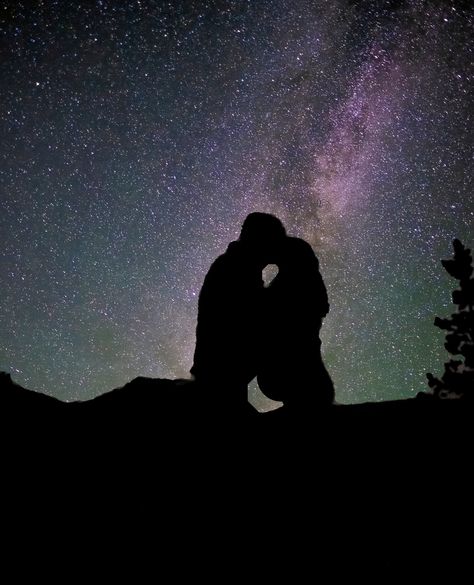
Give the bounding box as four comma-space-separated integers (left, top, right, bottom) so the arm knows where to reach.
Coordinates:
0, 0, 472, 408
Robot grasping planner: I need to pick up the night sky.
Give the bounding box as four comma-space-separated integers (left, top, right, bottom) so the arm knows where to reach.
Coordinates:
1, 0, 472, 409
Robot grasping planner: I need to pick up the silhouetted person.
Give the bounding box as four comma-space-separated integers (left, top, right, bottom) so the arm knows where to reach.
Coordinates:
191, 212, 287, 410
257, 236, 334, 410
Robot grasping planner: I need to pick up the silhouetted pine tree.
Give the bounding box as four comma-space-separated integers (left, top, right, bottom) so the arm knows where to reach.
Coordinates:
426, 239, 474, 399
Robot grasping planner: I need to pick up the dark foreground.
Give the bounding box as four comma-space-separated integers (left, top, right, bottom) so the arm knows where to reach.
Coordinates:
2, 372, 472, 579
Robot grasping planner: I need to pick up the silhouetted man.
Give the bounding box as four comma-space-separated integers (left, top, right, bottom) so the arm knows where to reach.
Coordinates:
191, 212, 287, 410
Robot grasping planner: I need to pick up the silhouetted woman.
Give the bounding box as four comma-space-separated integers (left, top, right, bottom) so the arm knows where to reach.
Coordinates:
257, 237, 334, 410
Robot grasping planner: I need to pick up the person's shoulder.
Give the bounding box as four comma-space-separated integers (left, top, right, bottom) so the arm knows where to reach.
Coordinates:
204, 241, 242, 278
211, 241, 242, 265
287, 237, 312, 251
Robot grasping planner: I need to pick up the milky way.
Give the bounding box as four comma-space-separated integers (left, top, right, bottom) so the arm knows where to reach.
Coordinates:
1, 1, 472, 408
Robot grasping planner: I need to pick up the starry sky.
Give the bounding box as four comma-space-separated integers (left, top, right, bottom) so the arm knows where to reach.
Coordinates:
1, 0, 472, 408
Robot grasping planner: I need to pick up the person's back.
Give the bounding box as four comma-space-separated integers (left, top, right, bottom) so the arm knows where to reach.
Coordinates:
191, 240, 264, 388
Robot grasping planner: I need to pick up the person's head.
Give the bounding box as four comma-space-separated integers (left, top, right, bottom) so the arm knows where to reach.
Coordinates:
276, 236, 319, 272
239, 212, 287, 266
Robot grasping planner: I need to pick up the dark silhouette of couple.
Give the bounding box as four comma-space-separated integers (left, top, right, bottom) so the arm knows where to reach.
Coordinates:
191, 212, 334, 413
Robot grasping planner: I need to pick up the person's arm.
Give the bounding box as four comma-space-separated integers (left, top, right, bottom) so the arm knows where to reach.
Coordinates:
308, 249, 330, 318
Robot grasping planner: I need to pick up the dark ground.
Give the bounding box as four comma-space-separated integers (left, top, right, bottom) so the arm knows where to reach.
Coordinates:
1, 372, 471, 579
